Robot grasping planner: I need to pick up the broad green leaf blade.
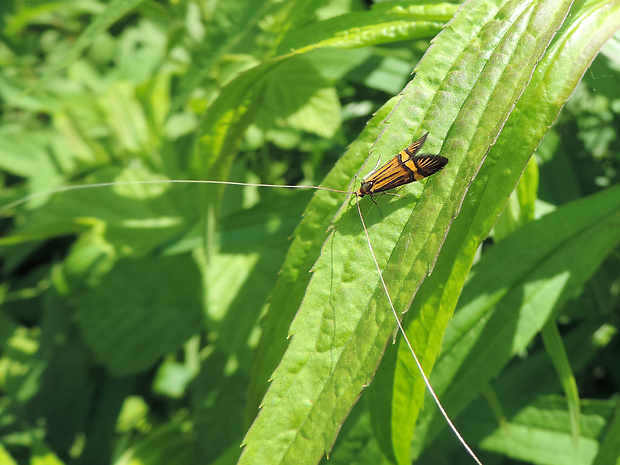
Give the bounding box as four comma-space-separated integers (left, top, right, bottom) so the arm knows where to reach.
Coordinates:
241, 0, 576, 463
67, 253, 204, 376
1, 166, 199, 257
206, 190, 311, 371
373, 0, 620, 462
253, 57, 342, 138
479, 397, 616, 465
0, 128, 63, 209
418, 183, 620, 452
115, 423, 199, 465
191, 344, 248, 462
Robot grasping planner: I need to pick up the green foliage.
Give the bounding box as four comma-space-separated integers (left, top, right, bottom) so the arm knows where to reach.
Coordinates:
0, 1, 619, 465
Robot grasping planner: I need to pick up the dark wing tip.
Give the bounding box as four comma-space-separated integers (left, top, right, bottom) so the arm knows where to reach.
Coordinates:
414, 154, 449, 176
403, 133, 430, 157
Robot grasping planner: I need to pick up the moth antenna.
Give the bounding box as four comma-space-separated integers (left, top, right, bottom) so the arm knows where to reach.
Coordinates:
0, 179, 353, 212
354, 195, 483, 465
368, 154, 383, 177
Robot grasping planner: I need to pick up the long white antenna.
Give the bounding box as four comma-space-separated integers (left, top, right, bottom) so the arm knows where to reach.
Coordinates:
0, 179, 352, 212
355, 196, 483, 465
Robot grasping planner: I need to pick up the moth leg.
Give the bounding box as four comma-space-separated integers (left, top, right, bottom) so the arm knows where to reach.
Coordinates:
369, 194, 383, 218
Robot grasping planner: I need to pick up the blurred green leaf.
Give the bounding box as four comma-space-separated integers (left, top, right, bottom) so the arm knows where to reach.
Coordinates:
68, 254, 203, 376
540, 321, 582, 460
254, 57, 342, 138
480, 396, 615, 465
592, 401, 620, 465
26, 0, 147, 93
115, 423, 199, 465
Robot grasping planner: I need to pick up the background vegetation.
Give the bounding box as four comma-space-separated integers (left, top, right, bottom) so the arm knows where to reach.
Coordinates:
0, 0, 619, 465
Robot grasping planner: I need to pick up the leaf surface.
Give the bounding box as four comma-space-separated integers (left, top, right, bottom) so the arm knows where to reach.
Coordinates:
241, 0, 578, 464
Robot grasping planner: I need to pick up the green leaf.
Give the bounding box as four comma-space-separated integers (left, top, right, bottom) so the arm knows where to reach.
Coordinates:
115, 423, 199, 465
480, 397, 616, 465
206, 190, 311, 371
0, 444, 17, 465
192, 345, 248, 462
244, 100, 399, 424
171, 0, 272, 110
0, 127, 63, 209
363, 0, 599, 461
242, 0, 579, 464
67, 253, 203, 376
27, 0, 146, 94
425, 317, 618, 463
192, 0, 453, 232
253, 57, 342, 138
1, 165, 199, 257
494, 156, 539, 240
320, 401, 388, 465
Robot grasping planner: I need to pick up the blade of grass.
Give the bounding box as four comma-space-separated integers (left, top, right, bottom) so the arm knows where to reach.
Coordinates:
540, 321, 582, 460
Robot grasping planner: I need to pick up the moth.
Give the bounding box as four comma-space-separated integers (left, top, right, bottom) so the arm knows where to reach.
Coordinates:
356, 133, 448, 197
